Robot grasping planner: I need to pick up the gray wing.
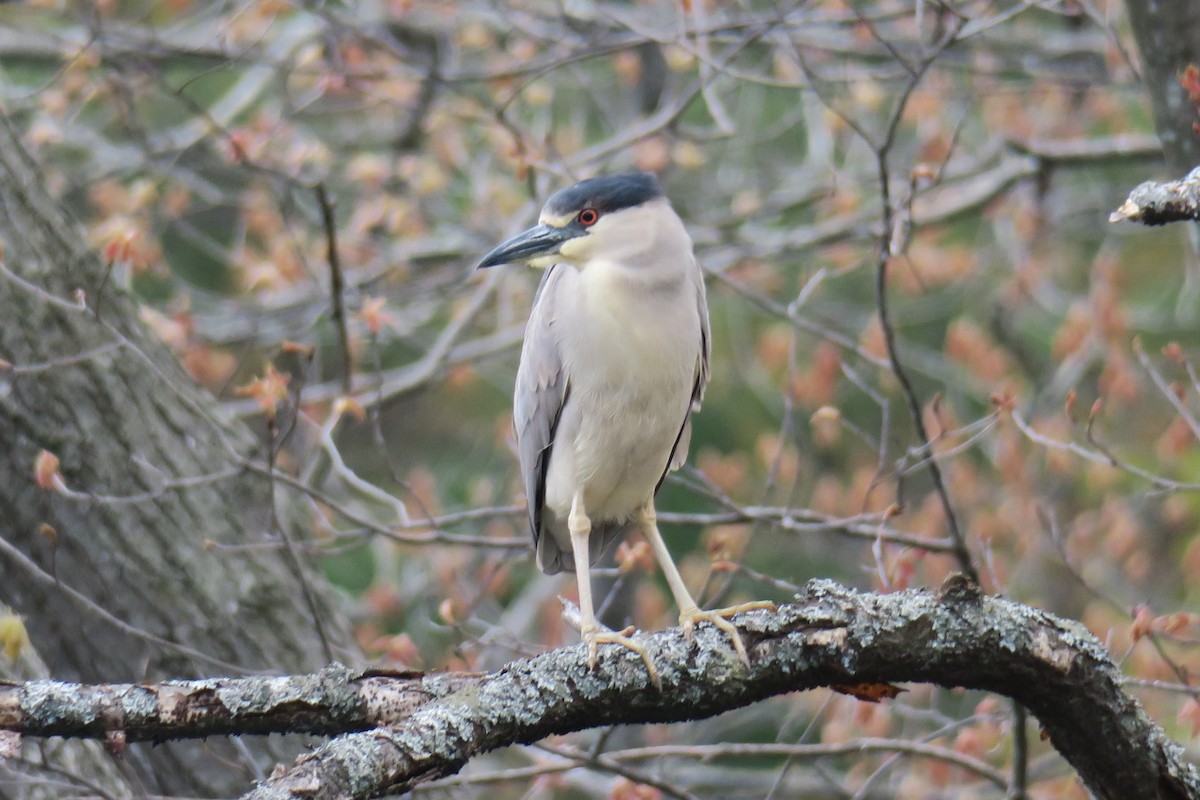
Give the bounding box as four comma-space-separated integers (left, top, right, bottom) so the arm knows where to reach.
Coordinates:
658, 256, 711, 486
514, 266, 633, 574
513, 266, 569, 562
690, 257, 712, 409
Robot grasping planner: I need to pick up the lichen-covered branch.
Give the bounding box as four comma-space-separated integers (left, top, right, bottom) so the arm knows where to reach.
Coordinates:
0, 665, 476, 742
1111, 167, 1200, 225
5, 579, 1193, 800
240, 579, 1196, 800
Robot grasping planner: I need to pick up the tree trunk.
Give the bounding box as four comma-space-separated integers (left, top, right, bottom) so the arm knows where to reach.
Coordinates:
1125, 0, 1200, 173
0, 111, 355, 797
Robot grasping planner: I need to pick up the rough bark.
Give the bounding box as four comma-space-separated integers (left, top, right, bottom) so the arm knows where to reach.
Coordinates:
241, 578, 1190, 800
241, 578, 1200, 800
0, 664, 475, 741
0, 111, 355, 797
1111, 166, 1200, 224
1125, 0, 1200, 174
3, 580, 1194, 800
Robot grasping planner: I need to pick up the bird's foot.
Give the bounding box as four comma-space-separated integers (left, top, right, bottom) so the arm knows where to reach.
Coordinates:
680, 601, 777, 667
582, 624, 662, 691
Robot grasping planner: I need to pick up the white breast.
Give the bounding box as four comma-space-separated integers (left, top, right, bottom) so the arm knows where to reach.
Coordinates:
543, 259, 701, 524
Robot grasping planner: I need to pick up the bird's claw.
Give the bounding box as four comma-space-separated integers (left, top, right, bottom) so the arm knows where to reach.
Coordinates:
581, 625, 662, 691
680, 601, 777, 667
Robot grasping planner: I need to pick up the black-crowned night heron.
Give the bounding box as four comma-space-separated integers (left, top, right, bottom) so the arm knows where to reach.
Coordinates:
479, 172, 771, 685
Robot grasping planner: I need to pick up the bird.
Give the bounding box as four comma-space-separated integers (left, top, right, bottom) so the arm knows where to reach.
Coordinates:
478, 172, 771, 686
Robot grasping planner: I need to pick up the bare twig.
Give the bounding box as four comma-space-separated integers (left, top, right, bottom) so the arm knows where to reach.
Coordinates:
316, 183, 353, 397
866, 19, 980, 584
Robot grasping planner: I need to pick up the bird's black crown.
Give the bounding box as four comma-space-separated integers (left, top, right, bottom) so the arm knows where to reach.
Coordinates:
545, 172, 664, 217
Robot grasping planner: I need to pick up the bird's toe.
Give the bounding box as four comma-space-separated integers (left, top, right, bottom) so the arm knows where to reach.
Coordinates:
680, 601, 774, 667
581, 626, 662, 690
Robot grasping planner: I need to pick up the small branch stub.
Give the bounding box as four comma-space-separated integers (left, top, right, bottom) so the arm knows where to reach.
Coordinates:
1111, 166, 1200, 225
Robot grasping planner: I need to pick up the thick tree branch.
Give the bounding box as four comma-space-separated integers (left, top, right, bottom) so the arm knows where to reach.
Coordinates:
241, 579, 1197, 800
0, 665, 476, 742
4, 579, 1194, 800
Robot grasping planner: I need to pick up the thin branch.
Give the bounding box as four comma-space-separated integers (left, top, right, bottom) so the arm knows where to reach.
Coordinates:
315, 183, 354, 397
1011, 409, 1200, 492
868, 19, 979, 584
1010, 700, 1029, 800
0, 535, 249, 674
601, 739, 1007, 790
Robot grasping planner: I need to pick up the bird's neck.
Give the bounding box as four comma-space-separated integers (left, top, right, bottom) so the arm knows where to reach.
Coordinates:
577, 253, 691, 294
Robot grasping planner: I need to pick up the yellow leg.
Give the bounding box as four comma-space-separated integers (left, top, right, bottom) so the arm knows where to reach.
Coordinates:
569, 492, 661, 689
638, 500, 775, 667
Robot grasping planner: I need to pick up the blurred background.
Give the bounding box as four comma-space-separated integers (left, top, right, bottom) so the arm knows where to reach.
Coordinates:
2, 0, 1198, 797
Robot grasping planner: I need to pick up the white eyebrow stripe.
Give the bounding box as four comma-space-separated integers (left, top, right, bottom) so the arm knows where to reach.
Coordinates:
538, 211, 577, 228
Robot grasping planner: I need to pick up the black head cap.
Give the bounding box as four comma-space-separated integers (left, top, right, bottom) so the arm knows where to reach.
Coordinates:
544, 172, 664, 217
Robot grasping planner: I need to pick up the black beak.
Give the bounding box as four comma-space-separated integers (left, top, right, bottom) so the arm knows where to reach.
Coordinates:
477, 223, 579, 269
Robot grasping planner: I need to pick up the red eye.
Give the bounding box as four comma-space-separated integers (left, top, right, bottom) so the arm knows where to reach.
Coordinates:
577, 208, 599, 226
